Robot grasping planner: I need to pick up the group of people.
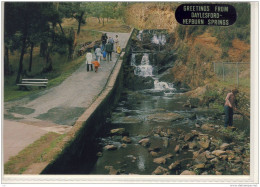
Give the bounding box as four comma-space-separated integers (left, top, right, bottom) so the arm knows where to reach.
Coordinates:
85, 33, 121, 73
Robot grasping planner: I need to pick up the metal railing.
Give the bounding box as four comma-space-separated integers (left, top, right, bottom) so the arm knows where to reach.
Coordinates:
213, 62, 250, 87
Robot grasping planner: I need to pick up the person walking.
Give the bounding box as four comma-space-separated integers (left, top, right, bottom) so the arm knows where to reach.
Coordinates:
86, 49, 93, 71
101, 33, 108, 50
114, 35, 119, 51
108, 37, 114, 52
224, 88, 239, 128
95, 45, 102, 63
92, 60, 100, 73
105, 42, 113, 62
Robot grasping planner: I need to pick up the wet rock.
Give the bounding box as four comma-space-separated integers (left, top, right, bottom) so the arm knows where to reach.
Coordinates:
174, 145, 180, 153
201, 171, 208, 175
105, 166, 120, 175
147, 112, 184, 123
110, 128, 125, 135
188, 142, 197, 149
121, 143, 127, 148
122, 136, 132, 143
104, 145, 117, 150
96, 152, 103, 157
215, 171, 222, 175
180, 170, 196, 175
198, 140, 210, 149
231, 168, 240, 173
193, 163, 205, 169
220, 143, 230, 151
163, 153, 174, 159
152, 166, 170, 175
194, 152, 207, 164
184, 133, 195, 141
150, 151, 159, 157
138, 138, 150, 147
163, 137, 169, 148
201, 124, 215, 131
195, 124, 201, 128
153, 157, 166, 164
168, 160, 181, 170
219, 155, 228, 160
148, 147, 161, 152
212, 150, 226, 157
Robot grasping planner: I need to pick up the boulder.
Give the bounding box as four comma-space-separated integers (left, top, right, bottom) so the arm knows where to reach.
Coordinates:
150, 151, 159, 157
105, 166, 120, 175
198, 140, 210, 149
104, 145, 117, 150
194, 152, 207, 164
180, 170, 196, 175
194, 163, 205, 169
122, 136, 132, 143
184, 133, 195, 141
220, 143, 230, 151
147, 112, 184, 123
201, 124, 215, 131
110, 128, 125, 135
212, 150, 226, 157
174, 145, 180, 153
168, 160, 181, 170
153, 157, 166, 164
189, 142, 197, 149
138, 138, 150, 147
215, 171, 222, 175
152, 166, 170, 175
201, 171, 208, 175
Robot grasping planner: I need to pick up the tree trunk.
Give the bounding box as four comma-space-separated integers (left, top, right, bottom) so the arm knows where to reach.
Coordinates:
16, 34, 27, 83
102, 17, 105, 26
58, 22, 65, 35
4, 45, 10, 76
98, 17, 101, 23
28, 42, 34, 72
77, 12, 84, 35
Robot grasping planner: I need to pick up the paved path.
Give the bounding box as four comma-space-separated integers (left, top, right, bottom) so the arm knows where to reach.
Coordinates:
3, 31, 131, 163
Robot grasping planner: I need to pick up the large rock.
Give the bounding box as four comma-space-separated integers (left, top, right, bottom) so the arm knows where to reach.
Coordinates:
174, 145, 180, 153
180, 170, 196, 175
153, 157, 166, 164
138, 138, 150, 147
122, 136, 132, 143
105, 166, 120, 175
212, 150, 226, 157
198, 140, 210, 149
147, 112, 184, 123
194, 152, 207, 164
220, 143, 230, 151
189, 142, 197, 149
152, 166, 170, 175
201, 124, 215, 131
193, 163, 205, 169
104, 145, 117, 150
110, 128, 125, 135
184, 133, 195, 141
168, 160, 181, 170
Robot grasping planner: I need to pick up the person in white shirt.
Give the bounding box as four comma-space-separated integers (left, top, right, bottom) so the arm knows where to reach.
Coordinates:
86, 49, 93, 71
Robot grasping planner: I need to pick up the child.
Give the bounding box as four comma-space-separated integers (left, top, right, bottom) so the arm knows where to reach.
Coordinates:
116, 45, 121, 54
92, 60, 100, 73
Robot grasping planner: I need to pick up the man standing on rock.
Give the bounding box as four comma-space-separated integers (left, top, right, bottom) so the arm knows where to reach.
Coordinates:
224, 88, 239, 127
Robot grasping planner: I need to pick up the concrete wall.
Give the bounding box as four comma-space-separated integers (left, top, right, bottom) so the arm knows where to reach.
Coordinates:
41, 29, 136, 174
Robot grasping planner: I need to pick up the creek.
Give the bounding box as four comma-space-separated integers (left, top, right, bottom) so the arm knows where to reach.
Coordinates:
86, 30, 250, 175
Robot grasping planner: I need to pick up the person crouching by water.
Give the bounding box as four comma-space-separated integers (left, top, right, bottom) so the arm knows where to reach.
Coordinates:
224, 88, 239, 128
86, 49, 93, 71
92, 60, 100, 73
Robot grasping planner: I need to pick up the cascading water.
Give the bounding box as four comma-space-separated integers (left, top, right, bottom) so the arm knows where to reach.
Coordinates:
133, 53, 154, 77
137, 30, 143, 41
151, 34, 166, 45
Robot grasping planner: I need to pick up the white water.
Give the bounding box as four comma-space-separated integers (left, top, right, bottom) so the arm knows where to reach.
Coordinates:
137, 30, 143, 41
133, 53, 154, 77
151, 34, 166, 46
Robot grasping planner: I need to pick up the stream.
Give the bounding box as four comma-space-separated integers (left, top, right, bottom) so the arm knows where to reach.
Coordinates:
87, 30, 250, 175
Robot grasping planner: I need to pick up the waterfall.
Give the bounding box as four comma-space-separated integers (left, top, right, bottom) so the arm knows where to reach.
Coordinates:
133, 53, 153, 77
137, 30, 143, 41
151, 34, 166, 46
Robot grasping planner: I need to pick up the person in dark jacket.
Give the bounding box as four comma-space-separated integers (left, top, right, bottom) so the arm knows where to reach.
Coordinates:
101, 33, 108, 50
105, 42, 113, 61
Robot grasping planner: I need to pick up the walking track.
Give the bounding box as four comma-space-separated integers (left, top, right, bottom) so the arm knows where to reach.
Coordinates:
3, 31, 131, 163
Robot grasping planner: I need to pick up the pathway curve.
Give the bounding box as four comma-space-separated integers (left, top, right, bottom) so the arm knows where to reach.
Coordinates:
3, 31, 131, 163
